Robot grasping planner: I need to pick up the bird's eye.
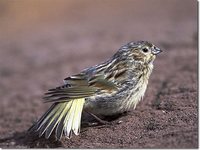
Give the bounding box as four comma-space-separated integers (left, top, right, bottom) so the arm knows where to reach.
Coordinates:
142, 48, 149, 53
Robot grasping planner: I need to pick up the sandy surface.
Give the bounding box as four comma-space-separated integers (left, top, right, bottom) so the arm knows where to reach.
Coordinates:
0, 0, 198, 148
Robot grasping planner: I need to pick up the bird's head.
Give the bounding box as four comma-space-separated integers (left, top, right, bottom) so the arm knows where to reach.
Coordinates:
117, 41, 162, 65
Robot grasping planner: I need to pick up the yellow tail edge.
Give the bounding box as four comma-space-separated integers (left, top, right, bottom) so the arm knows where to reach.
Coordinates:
28, 98, 85, 140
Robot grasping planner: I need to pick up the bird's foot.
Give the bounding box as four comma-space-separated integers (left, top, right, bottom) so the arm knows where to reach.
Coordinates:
86, 111, 111, 125
83, 111, 123, 128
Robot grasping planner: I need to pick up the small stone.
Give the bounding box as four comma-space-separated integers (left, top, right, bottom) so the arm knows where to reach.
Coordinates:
117, 120, 123, 124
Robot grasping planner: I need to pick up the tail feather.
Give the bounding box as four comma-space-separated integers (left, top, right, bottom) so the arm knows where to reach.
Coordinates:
38, 104, 61, 135
28, 103, 56, 132
28, 98, 85, 140
38, 104, 61, 137
72, 99, 85, 135
55, 108, 69, 140
65, 100, 77, 137
45, 103, 68, 139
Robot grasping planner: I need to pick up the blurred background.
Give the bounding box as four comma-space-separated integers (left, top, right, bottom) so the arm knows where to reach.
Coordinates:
0, 0, 197, 81
0, 0, 197, 41
0, 0, 197, 148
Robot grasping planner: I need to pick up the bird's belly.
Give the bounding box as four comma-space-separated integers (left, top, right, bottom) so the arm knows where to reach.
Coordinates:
84, 81, 147, 116
84, 96, 125, 116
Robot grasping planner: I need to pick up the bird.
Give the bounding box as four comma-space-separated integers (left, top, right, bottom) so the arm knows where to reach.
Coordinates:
28, 41, 162, 140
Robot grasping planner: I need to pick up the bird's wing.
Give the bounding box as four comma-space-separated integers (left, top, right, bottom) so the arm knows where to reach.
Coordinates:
43, 73, 118, 103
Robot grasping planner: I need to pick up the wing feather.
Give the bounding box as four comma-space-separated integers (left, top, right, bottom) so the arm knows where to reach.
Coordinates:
44, 73, 118, 103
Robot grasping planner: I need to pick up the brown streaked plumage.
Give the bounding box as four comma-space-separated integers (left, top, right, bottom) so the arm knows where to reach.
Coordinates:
28, 41, 162, 140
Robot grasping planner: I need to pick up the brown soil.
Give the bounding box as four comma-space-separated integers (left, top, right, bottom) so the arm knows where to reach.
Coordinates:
0, 0, 198, 148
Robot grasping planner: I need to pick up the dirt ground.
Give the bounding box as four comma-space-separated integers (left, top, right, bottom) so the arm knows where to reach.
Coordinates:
0, 0, 198, 148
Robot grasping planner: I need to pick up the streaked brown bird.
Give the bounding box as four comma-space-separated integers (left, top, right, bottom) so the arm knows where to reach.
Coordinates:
28, 41, 162, 140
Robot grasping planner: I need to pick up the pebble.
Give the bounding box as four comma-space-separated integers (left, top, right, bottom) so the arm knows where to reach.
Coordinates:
10, 141, 15, 145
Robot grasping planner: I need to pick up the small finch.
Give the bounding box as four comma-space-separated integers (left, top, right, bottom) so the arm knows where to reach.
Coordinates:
28, 41, 162, 140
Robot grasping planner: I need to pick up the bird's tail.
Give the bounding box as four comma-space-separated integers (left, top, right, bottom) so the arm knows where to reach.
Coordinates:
28, 98, 85, 140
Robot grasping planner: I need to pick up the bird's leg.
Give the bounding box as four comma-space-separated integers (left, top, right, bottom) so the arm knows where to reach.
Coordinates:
84, 111, 111, 125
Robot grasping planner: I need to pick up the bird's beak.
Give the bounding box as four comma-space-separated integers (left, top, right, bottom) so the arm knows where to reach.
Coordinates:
152, 47, 162, 55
